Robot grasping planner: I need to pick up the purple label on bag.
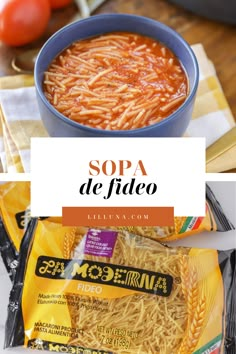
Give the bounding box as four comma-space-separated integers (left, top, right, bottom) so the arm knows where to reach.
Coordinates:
84, 229, 118, 258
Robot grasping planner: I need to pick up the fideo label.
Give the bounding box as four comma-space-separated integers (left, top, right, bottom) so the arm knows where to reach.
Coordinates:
31, 137, 205, 217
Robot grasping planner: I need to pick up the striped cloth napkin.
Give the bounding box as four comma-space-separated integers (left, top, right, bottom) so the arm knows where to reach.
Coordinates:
0, 82, 48, 173
0, 43, 235, 173
185, 44, 235, 147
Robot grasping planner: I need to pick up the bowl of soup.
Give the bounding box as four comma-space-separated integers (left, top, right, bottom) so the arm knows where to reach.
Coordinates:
34, 14, 199, 137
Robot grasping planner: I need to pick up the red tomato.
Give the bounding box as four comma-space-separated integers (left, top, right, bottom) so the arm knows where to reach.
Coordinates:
0, 0, 51, 46
49, 0, 73, 9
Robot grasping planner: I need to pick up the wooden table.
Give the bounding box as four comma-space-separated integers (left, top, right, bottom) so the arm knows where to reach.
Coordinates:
0, 0, 235, 119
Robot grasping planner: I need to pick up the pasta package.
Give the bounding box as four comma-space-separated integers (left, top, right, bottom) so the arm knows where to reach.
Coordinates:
0, 182, 31, 279
0, 181, 31, 252
105, 184, 234, 242
5, 219, 235, 354
0, 217, 18, 281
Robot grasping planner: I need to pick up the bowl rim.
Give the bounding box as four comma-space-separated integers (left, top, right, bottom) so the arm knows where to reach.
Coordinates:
34, 13, 199, 136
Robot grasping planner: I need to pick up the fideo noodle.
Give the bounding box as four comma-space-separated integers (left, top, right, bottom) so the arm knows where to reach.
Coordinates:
4, 220, 236, 354
43, 32, 188, 130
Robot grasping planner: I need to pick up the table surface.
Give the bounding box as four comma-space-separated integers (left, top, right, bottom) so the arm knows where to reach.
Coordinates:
0, 0, 236, 119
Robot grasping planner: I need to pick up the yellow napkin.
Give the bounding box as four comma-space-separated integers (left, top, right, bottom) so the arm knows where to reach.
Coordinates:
0, 44, 235, 173
185, 44, 235, 149
0, 77, 48, 173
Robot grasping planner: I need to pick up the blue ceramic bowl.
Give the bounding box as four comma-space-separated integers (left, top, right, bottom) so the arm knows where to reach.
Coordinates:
34, 14, 199, 137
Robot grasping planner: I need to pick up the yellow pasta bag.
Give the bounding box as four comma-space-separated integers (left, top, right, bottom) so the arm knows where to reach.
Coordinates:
5, 219, 235, 354
0, 181, 30, 252
0, 182, 30, 279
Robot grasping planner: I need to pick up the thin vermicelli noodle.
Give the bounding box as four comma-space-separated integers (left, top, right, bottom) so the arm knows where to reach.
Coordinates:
43, 32, 188, 130
64, 229, 188, 353
110, 225, 176, 240
111, 218, 185, 240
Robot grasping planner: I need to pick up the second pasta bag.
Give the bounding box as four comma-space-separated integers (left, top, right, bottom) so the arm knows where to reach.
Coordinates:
0, 181, 30, 279
5, 219, 235, 354
0, 181, 31, 252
